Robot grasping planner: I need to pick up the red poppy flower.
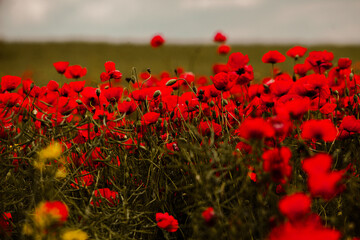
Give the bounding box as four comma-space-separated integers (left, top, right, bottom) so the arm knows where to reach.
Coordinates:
213, 32, 227, 43
141, 112, 160, 125
268, 214, 341, 240
212, 63, 230, 74
340, 115, 360, 133
1, 75, 22, 92
53, 61, 69, 74
338, 57, 352, 69
0, 212, 12, 236
202, 207, 216, 226
262, 147, 292, 183
102, 87, 123, 104
307, 171, 345, 200
198, 121, 222, 138
302, 154, 332, 176
118, 100, 137, 114
286, 46, 307, 58
227, 52, 250, 71
236, 117, 275, 140
319, 102, 337, 114
301, 119, 337, 142
210, 71, 237, 91
93, 188, 119, 207
69, 81, 86, 93
294, 62, 312, 77
156, 212, 178, 232
262, 50, 286, 64
217, 44, 231, 55
47, 80, 59, 92
279, 193, 311, 222
35, 201, 69, 223
305, 50, 334, 74
150, 34, 165, 48
64, 65, 87, 79
71, 170, 94, 188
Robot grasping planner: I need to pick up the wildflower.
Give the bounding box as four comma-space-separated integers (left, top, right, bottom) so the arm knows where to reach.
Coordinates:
306, 50, 334, 74
202, 207, 216, 226
34, 201, 69, 229
69, 81, 86, 93
38, 142, 62, 161
338, 57, 352, 69
210, 71, 237, 91
279, 193, 311, 222
150, 34, 165, 48
1, 75, 22, 92
301, 119, 337, 142
141, 112, 160, 125
236, 117, 275, 140
53, 61, 69, 74
213, 32, 227, 42
262, 147, 292, 183
64, 65, 87, 79
156, 212, 178, 232
92, 188, 119, 207
286, 46, 307, 59
217, 44, 231, 55
62, 229, 88, 240
262, 50, 286, 64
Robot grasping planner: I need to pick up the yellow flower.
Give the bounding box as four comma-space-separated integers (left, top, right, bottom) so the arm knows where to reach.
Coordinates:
34, 142, 63, 170
62, 229, 88, 240
38, 142, 62, 160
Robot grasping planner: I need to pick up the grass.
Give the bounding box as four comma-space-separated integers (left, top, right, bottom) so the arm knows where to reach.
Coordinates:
0, 42, 359, 86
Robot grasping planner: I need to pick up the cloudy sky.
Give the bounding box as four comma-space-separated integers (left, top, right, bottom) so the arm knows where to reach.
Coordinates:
0, 0, 359, 44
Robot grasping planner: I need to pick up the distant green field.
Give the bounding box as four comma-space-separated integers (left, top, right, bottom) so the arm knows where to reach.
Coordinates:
0, 42, 359, 86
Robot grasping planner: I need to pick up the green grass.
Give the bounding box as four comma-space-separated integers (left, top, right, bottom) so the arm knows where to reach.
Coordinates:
0, 42, 359, 86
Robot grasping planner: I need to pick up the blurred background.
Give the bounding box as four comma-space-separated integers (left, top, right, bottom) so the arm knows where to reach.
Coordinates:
0, 0, 359, 85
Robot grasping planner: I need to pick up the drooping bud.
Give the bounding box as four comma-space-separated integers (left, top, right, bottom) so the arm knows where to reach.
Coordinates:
166, 79, 177, 86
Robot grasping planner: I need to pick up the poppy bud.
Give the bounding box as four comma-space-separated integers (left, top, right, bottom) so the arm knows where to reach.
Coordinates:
345, 88, 350, 96
222, 99, 228, 106
125, 77, 132, 83
159, 102, 163, 110
199, 89, 205, 95
234, 108, 239, 116
192, 86, 197, 94
333, 90, 339, 96
354, 94, 358, 103
147, 68, 151, 74
96, 89, 101, 97
76, 99, 83, 105
185, 100, 189, 106
209, 101, 215, 107
153, 90, 161, 99
157, 118, 162, 124
349, 72, 354, 81
166, 79, 177, 86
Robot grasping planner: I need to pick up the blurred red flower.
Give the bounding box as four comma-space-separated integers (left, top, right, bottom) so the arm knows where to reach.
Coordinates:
210, 71, 237, 91
217, 44, 231, 55
286, 46, 307, 59
53, 61, 69, 74
150, 34, 165, 48
301, 119, 337, 142
279, 192, 311, 222
202, 207, 216, 226
64, 65, 87, 79
156, 212, 178, 232
262, 50, 286, 64
213, 32, 227, 43
262, 147, 292, 183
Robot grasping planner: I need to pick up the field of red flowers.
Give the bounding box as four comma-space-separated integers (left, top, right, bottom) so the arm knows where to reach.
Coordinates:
1, 34, 360, 240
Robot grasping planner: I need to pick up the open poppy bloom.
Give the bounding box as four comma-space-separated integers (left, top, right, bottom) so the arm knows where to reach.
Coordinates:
286, 46, 307, 59
53, 61, 69, 74
262, 50, 286, 64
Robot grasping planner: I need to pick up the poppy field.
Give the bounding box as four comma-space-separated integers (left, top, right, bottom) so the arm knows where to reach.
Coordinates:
1, 34, 360, 239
